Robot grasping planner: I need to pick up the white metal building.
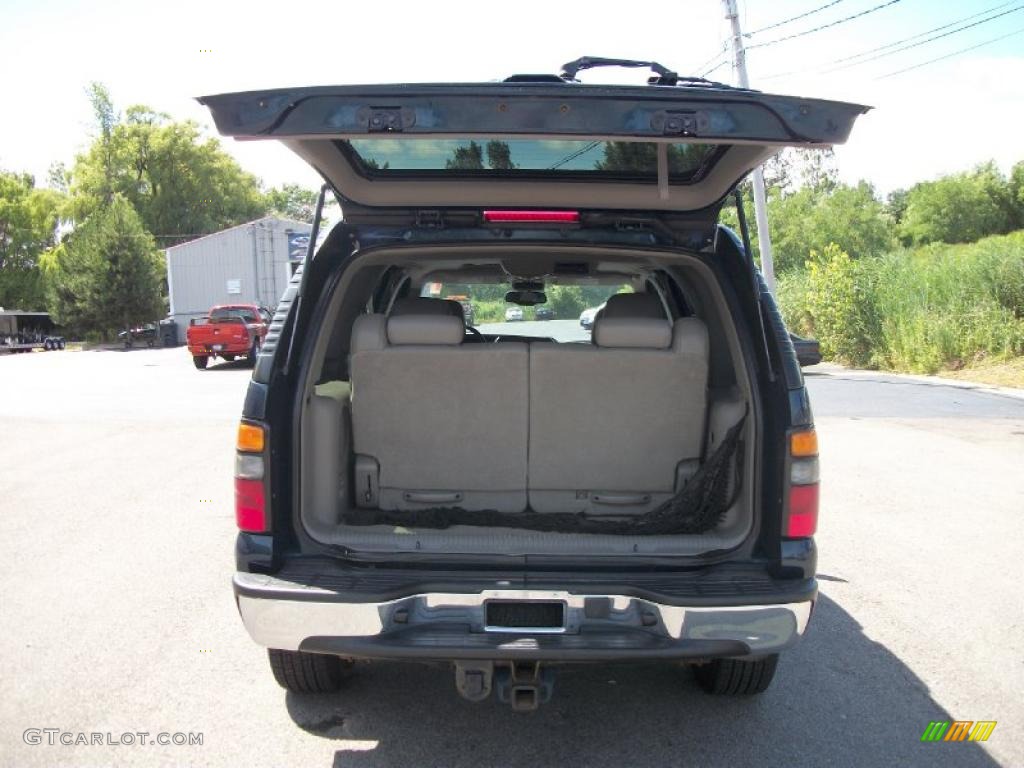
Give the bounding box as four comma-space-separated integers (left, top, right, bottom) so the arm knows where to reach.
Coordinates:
165, 217, 309, 342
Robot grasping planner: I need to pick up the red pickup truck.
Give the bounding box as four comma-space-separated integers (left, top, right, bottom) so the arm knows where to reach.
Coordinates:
186, 304, 271, 370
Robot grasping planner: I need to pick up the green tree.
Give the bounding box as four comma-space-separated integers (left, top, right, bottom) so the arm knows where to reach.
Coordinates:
766, 182, 894, 273
761, 148, 838, 193
595, 142, 710, 174
1007, 160, 1024, 229
486, 141, 516, 170
886, 188, 910, 225
70, 87, 266, 245
546, 285, 585, 319
0, 171, 65, 309
445, 142, 485, 170
899, 162, 1014, 245
264, 184, 319, 223
41, 195, 164, 336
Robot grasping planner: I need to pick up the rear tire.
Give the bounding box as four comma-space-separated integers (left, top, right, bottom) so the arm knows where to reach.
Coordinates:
268, 649, 350, 693
693, 655, 779, 695
192, 355, 208, 370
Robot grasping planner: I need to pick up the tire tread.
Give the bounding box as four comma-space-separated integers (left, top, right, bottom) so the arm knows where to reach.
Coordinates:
694, 655, 778, 695
268, 649, 347, 693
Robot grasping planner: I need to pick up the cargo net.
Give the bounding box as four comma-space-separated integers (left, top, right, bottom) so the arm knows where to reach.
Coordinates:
345, 416, 745, 536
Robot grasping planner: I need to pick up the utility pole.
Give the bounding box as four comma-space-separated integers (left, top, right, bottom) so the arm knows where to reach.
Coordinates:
722, 0, 776, 294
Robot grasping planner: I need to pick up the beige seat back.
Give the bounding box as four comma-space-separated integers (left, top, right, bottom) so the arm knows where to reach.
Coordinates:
528, 293, 709, 515
350, 298, 528, 513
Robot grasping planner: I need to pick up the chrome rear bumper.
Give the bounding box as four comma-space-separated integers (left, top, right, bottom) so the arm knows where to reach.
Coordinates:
234, 572, 813, 660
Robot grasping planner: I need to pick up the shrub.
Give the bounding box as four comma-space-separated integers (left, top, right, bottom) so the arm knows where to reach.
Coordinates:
804, 243, 880, 367
783, 231, 1024, 373
870, 233, 1024, 371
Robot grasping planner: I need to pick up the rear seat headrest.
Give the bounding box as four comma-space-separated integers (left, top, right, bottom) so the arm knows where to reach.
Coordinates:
598, 293, 667, 320
387, 314, 465, 346
386, 297, 466, 346
390, 297, 465, 322
593, 292, 672, 349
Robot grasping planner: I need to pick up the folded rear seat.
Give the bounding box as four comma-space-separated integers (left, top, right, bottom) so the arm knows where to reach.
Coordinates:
350, 298, 529, 514
527, 293, 709, 516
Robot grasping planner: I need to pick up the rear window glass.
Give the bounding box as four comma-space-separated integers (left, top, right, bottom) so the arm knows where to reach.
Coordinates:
344, 139, 719, 181
210, 307, 257, 323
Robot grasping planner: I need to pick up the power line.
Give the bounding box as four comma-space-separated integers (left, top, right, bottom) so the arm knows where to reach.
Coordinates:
877, 24, 1024, 78
547, 141, 602, 170
758, 1, 1019, 80
746, 0, 904, 50
701, 59, 730, 78
690, 42, 729, 76
831, 0, 1017, 64
747, 0, 849, 35
822, 3, 1024, 73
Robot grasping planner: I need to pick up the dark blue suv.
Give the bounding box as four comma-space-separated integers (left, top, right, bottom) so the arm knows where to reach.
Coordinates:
202, 59, 865, 711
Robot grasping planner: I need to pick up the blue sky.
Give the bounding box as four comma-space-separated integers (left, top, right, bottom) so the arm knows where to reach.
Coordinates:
1, 0, 1021, 195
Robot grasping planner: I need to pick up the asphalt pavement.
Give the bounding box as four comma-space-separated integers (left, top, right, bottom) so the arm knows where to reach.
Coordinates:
1, 337, 1022, 767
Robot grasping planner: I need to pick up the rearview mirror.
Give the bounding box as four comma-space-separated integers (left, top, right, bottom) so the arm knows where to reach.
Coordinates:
505, 290, 547, 306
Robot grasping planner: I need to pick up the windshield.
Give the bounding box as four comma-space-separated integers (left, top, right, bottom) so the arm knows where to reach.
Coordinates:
346, 139, 719, 181
423, 281, 632, 342
209, 307, 258, 323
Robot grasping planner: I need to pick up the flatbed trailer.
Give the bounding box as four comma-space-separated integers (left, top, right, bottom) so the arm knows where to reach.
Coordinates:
0, 311, 66, 354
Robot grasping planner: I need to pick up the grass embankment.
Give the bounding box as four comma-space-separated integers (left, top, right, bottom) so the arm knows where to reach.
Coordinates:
778, 230, 1024, 386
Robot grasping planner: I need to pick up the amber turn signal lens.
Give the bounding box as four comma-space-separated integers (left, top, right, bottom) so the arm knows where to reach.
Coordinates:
237, 423, 265, 453
790, 429, 818, 457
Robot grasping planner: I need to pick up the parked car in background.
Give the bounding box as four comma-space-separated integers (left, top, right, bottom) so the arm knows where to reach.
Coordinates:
534, 306, 554, 320
505, 305, 524, 321
579, 303, 605, 330
186, 304, 271, 370
118, 323, 157, 348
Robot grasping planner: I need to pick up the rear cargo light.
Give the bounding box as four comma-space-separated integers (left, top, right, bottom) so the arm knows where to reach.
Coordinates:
482, 210, 580, 223
785, 428, 819, 539
234, 477, 267, 533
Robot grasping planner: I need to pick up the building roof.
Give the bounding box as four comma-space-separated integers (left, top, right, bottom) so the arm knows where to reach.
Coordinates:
163, 215, 310, 253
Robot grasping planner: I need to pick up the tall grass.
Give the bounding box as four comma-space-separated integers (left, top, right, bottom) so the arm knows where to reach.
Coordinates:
777, 230, 1024, 373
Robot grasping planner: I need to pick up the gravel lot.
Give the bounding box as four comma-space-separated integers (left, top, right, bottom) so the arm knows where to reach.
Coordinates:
1, 342, 1022, 767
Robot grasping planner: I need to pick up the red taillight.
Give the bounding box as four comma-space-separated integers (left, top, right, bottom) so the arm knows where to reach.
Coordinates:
785, 427, 819, 538
786, 484, 819, 538
235, 477, 267, 533
482, 210, 580, 223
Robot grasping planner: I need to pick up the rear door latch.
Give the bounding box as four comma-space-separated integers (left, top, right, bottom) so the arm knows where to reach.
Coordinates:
652, 110, 709, 137
363, 107, 413, 133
